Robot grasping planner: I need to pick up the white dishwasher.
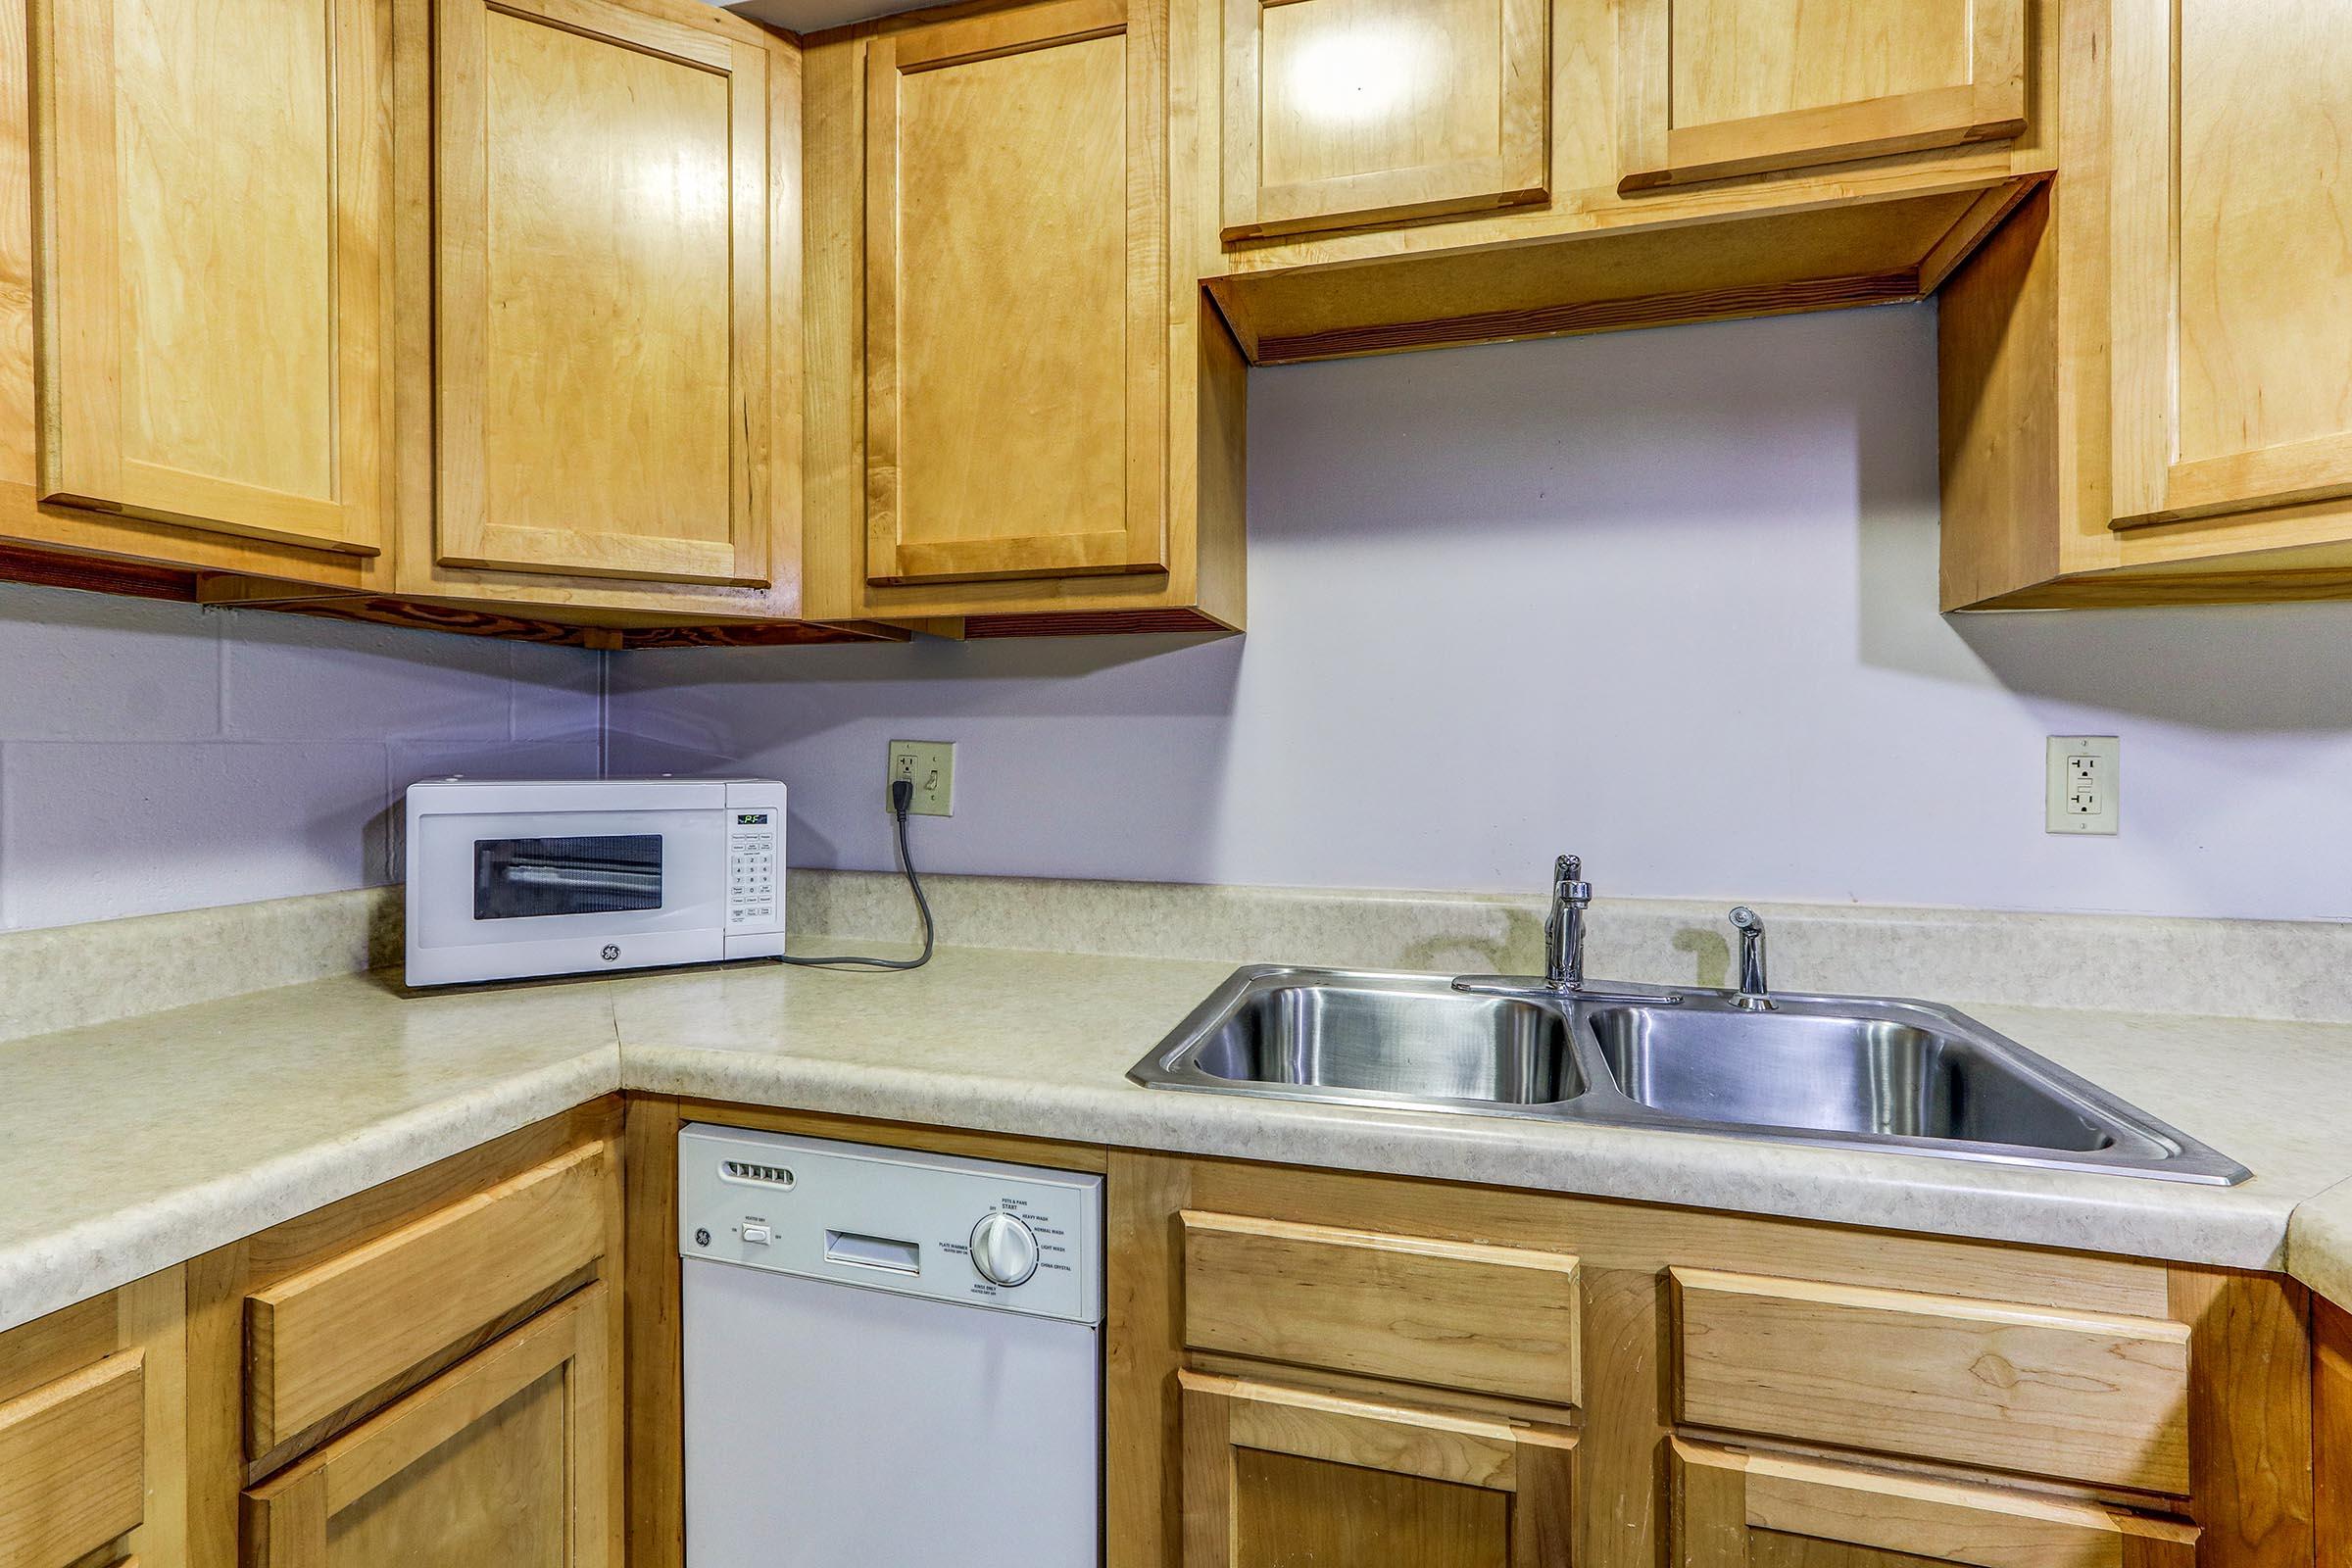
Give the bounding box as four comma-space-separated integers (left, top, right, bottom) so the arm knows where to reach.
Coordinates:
678, 1124, 1104, 1568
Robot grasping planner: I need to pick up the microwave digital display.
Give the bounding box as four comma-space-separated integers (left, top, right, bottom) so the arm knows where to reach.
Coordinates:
473, 835, 664, 921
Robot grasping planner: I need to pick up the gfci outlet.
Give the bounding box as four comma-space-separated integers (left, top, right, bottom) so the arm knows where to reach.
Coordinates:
887, 740, 956, 816
2046, 736, 2120, 835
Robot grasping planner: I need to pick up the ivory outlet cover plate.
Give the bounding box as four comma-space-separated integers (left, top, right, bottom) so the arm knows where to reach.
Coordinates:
887, 740, 955, 816
2046, 736, 2119, 835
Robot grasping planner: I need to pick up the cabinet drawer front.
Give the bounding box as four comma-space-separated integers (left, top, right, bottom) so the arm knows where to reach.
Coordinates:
1672, 1268, 2190, 1494
1671, 1439, 2197, 1568
0, 1349, 144, 1568
246, 1142, 610, 1455
1181, 1211, 1580, 1404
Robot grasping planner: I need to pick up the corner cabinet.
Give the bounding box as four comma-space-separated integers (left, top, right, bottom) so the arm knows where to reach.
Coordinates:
431, 0, 772, 590
863, 0, 1167, 588
243, 1286, 614, 1567
800, 0, 1247, 633
1942, 0, 2352, 609
390, 0, 819, 627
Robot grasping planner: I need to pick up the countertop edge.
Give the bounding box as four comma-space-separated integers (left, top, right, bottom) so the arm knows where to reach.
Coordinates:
0, 1047, 620, 1335
622, 1046, 2303, 1276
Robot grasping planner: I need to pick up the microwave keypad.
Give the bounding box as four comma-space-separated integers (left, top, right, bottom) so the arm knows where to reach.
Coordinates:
728, 811, 777, 926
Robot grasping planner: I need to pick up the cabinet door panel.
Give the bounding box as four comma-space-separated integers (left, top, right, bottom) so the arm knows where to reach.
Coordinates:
244, 1284, 616, 1568
1182, 1371, 1574, 1568
1672, 1441, 2196, 1568
865, 0, 1166, 588
1221, 0, 1548, 239
436, 0, 770, 587
2109, 0, 2352, 527
34, 0, 391, 555
1618, 0, 2025, 191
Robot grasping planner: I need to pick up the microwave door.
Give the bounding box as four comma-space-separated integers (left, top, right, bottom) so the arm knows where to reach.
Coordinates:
474, 835, 666, 921
408, 808, 730, 977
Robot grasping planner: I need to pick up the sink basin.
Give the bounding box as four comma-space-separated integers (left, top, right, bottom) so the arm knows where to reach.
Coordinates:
1131, 965, 2248, 1185
1586, 1001, 2124, 1152
1174, 973, 1584, 1107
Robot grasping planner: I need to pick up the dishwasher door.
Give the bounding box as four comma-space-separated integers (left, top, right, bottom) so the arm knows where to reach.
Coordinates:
683, 1257, 1102, 1568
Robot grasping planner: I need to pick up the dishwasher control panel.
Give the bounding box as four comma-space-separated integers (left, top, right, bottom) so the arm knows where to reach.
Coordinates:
678, 1124, 1103, 1325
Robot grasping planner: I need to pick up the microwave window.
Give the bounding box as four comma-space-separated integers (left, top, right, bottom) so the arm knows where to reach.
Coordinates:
473, 835, 663, 921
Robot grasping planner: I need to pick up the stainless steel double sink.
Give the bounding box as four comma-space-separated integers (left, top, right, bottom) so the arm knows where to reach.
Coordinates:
1128, 967, 2248, 1185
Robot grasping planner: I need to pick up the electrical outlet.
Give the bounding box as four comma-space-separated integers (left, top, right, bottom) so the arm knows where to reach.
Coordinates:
887, 740, 955, 816
2046, 736, 2119, 835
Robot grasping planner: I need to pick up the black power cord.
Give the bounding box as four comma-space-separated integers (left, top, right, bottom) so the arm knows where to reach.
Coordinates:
779, 777, 935, 972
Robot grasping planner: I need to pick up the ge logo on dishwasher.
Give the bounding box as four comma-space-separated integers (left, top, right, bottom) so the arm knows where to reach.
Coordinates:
601, 944, 621, 961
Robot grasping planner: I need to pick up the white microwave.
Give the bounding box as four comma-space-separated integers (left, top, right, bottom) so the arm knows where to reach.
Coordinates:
404, 777, 786, 987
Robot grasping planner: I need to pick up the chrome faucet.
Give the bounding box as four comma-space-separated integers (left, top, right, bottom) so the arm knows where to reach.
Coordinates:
1545, 855, 1591, 989
1729, 906, 1775, 1010
1452, 855, 1682, 1004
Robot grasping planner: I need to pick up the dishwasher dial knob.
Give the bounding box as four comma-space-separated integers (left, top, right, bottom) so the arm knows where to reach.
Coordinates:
969, 1211, 1040, 1287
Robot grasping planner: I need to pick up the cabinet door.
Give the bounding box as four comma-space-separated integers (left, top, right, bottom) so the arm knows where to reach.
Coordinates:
243, 1284, 616, 1568
1181, 1372, 1574, 1568
435, 0, 771, 587
32, 0, 391, 556
1617, 0, 2025, 192
1220, 0, 1547, 240
1672, 1441, 2194, 1568
864, 0, 1166, 588
2108, 0, 2352, 529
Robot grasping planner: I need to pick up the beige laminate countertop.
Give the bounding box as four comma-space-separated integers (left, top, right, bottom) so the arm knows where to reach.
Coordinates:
7, 939, 2352, 1335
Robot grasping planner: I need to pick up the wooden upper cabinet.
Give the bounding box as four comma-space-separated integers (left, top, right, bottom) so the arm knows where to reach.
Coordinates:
1219, 0, 1548, 240
1181, 1372, 1575, 1568
2108, 0, 2352, 531
244, 1284, 617, 1568
864, 0, 1167, 588
1618, 0, 2026, 192
433, 0, 771, 588
32, 0, 393, 557
1671, 1441, 2197, 1568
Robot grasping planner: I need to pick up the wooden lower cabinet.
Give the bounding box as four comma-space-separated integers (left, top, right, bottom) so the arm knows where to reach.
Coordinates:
2321, 1299, 2352, 1563
0, 1271, 186, 1568
1672, 1441, 2196, 1567
187, 1101, 625, 1568
1107, 1152, 2315, 1568
1180, 1373, 1575, 1567
242, 1285, 616, 1567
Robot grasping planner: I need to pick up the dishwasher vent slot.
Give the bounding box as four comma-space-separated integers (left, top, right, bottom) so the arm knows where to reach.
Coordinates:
724, 1159, 796, 1188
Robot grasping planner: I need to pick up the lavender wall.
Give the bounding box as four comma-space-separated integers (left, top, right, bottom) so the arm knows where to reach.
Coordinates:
0, 586, 602, 930
608, 304, 2352, 922
8, 302, 2349, 933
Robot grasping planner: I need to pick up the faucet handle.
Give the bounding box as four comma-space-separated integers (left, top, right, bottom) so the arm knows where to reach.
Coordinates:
1553, 855, 1590, 901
